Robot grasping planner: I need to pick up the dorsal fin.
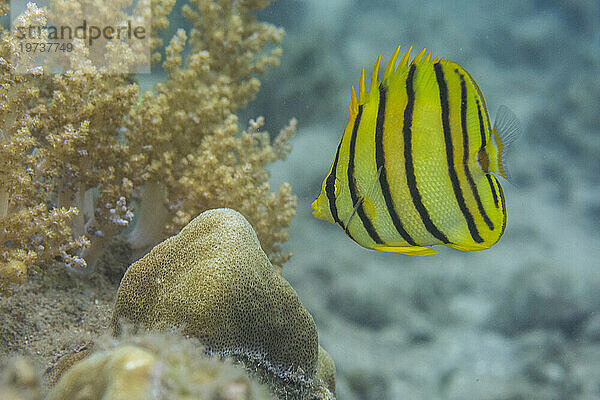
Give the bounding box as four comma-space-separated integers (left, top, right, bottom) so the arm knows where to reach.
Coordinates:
349, 85, 358, 115
370, 54, 381, 92
347, 46, 442, 118
358, 68, 366, 103
383, 45, 401, 80
493, 105, 521, 180
413, 47, 428, 64
398, 46, 412, 69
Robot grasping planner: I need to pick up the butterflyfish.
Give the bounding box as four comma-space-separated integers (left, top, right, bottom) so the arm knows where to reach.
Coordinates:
311, 46, 521, 256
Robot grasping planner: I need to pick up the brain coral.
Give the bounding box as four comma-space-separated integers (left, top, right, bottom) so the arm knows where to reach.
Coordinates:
110, 208, 319, 395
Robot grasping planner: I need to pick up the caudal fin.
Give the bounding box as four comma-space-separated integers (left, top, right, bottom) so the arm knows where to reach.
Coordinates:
493, 105, 521, 180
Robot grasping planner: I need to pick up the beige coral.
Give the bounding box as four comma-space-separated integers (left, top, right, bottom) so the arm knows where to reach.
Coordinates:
111, 208, 322, 398
125, 0, 296, 266
0, 1, 8, 18
0, 3, 89, 292
316, 346, 337, 397
111, 209, 317, 371
45, 0, 152, 74
1, 0, 296, 292
0, 356, 43, 400
47, 332, 274, 400
48, 345, 156, 400
36, 71, 139, 268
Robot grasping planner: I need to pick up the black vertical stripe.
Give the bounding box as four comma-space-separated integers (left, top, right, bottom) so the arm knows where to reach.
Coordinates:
404, 64, 450, 244
457, 72, 494, 231
325, 140, 345, 227
375, 83, 418, 246
491, 174, 507, 236
325, 134, 357, 242
434, 62, 484, 243
485, 174, 499, 208
476, 99, 487, 149
347, 105, 384, 244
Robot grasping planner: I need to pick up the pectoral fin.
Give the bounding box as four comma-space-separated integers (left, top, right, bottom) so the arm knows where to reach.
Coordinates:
345, 165, 383, 229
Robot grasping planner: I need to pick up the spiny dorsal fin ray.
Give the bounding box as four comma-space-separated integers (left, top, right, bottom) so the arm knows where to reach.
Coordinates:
370, 54, 381, 92
350, 85, 358, 115
398, 45, 412, 69
348, 46, 442, 117
410, 49, 439, 95
413, 47, 428, 65
358, 68, 366, 103
383, 45, 401, 80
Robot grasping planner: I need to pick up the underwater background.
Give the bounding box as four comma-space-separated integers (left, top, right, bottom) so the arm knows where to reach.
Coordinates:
0, 0, 599, 399
254, 0, 600, 399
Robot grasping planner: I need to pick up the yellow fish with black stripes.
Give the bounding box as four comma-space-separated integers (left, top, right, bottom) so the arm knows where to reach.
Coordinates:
311, 45, 521, 256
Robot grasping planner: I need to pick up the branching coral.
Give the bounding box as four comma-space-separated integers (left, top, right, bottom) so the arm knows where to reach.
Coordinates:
44, 0, 152, 74
126, 0, 296, 265
2, 1, 142, 278
0, 1, 7, 17
172, 115, 297, 266
35, 71, 139, 268
0, 4, 89, 293
0, 356, 43, 400
0, 0, 296, 291
29, 0, 151, 268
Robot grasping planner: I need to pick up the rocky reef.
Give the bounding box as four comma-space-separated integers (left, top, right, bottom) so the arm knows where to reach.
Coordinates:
1, 209, 337, 399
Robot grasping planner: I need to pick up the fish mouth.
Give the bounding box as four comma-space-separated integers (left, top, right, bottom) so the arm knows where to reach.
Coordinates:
310, 198, 321, 218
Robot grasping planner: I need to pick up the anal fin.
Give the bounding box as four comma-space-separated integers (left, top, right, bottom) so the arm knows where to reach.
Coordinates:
446, 243, 490, 252
372, 244, 438, 256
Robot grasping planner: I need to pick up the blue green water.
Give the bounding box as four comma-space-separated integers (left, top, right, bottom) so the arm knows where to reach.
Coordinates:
257, 0, 600, 398
2, 0, 599, 398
